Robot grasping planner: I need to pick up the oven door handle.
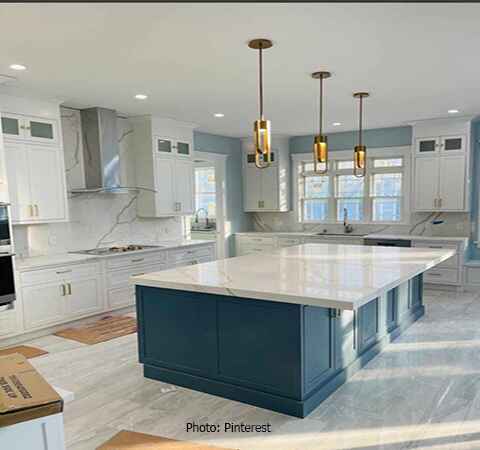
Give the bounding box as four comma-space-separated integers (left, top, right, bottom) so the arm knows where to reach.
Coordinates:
0, 253, 15, 258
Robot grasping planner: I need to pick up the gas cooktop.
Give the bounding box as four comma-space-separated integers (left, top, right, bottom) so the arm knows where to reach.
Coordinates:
72, 244, 162, 256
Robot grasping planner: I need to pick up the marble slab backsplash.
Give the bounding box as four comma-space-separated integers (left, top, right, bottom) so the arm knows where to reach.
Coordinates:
12, 107, 184, 258
252, 210, 472, 237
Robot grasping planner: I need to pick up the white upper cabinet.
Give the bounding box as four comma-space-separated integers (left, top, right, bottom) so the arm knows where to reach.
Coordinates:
0, 96, 68, 224
242, 136, 290, 212
1, 113, 59, 145
412, 118, 471, 212
132, 116, 196, 217
4, 142, 67, 223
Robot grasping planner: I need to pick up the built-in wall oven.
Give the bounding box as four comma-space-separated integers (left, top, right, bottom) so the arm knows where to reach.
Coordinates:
0, 203, 15, 307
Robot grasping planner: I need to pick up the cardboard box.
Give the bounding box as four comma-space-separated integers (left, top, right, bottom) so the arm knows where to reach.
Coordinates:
0, 353, 63, 428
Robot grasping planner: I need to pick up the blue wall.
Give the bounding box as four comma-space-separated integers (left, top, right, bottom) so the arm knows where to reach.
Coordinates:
194, 131, 252, 255
290, 126, 412, 153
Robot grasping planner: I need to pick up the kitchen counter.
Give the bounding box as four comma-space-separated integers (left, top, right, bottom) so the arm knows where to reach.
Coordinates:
15, 254, 98, 272
133, 243, 453, 310
16, 240, 214, 272
134, 243, 453, 418
364, 233, 469, 244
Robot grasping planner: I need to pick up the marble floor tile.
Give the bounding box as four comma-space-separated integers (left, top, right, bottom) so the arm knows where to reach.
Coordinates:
19, 286, 480, 450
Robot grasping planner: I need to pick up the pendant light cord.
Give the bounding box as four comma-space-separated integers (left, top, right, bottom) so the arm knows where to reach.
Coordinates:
259, 44, 264, 119
319, 76, 323, 136
358, 95, 363, 147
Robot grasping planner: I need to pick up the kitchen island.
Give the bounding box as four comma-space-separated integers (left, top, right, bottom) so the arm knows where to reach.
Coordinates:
132, 244, 454, 417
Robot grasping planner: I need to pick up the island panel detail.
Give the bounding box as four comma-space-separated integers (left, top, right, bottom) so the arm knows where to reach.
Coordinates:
136, 274, 423, 418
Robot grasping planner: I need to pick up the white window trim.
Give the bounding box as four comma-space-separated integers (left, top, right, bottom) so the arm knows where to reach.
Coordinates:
292, 146, 411, 225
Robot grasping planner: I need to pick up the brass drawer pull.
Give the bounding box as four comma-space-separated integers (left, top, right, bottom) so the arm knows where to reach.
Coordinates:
131, 258, 144, 263
56, 269, 72, 274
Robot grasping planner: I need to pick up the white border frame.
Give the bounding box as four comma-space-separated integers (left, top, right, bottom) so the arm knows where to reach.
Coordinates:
291, 146, 411, 225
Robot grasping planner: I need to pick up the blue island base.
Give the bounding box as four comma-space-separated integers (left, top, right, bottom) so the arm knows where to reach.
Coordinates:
136, 275, 423, 418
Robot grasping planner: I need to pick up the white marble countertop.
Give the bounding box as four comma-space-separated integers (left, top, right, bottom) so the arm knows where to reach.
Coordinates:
132, 243, 454, 310
15, 240, 215, 272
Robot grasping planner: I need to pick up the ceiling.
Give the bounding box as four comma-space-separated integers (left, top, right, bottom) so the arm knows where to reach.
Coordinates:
0, 3, 479, 137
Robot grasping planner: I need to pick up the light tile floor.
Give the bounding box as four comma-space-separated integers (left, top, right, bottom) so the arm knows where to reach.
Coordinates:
24, 289, 480, 450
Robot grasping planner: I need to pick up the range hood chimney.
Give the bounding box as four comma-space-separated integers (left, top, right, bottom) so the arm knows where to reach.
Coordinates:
70, 107, 135, 194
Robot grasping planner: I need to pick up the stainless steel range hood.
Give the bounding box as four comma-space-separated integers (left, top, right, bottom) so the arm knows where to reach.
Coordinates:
70, 107, 136, 194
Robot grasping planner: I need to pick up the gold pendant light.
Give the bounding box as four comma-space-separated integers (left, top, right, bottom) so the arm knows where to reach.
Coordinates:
248, 38, 273, 169
311, 71, 331, 174
353, 92, 369, 178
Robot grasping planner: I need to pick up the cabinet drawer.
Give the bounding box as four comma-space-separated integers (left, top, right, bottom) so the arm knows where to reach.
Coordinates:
413, 241, 459, 268
277, 237, 303, 247
424, 268, 459, 285
168, 245, 214, 264
106, 251, 167, 270
171, 256, 213, 268
108, 263, 168, 290
20, 262, 99, 286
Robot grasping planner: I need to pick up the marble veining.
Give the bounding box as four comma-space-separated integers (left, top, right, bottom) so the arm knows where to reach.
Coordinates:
132, 244, 455, 309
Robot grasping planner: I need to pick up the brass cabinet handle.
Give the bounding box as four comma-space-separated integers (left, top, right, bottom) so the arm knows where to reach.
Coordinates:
67, 283, 72, 295
60, 284, 66, 296
132, 272, 145, 277
439, 198, 442, 208
35, 204, 39, 216
56, 269, 72, 274
28, 205, 34, 217
428, 272, 442, 277
131, 258, 144, 263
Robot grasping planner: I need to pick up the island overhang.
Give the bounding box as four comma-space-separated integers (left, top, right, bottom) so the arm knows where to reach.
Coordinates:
131, 243, 455, 310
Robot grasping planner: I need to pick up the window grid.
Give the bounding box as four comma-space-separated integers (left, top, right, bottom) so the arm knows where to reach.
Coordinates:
299, 157, 404, 224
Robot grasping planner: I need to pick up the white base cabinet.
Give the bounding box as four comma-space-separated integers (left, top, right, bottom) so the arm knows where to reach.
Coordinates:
10, 243, 217, 340
20, 262, 103, 331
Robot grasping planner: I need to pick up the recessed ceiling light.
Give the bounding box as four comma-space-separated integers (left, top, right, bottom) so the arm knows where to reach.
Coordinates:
213, 113, 225, 118
9, 64, 26, 71
135, 94, 148, 100
332, 122, 342, 126
448, 109, 459, 114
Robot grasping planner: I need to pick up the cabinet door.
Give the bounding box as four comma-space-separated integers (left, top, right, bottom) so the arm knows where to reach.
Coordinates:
154, 136, 174, 156
261, 165, 279, 210
414, 157, 439, 211
27, 145, 66, 221
175, 140, 192, 158
244, 166, 261, 211
66, 277, 103, 317
415, 137, 439, 156
154, 157, 175, 215
174, 159, 194, 214
24, 117, 58, 145
23, 282, 65, 329
440, 135, 465, 155
4, 142, 33, 222
438, 156, 465, 210
1, 114, 24, 140
358, 298, 379, 352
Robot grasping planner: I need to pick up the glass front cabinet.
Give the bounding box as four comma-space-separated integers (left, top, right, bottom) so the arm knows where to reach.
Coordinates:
1, 113, 58, 145
154, 136, 192, 157
415, 135, 466, 156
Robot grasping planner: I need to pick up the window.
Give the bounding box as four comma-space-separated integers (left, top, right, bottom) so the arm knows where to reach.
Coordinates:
194, 166, 216, 218
298, 154, 406, 223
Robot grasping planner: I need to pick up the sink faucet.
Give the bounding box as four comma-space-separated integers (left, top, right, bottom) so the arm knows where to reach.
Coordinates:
194, 208, 209, 227
343, 208, 354, 234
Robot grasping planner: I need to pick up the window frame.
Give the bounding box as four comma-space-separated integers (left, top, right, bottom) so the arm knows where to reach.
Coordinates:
194, 165, 216, 219
293, 146, 411, 225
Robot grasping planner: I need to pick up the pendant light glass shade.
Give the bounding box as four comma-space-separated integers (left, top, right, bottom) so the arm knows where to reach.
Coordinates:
249, 39, 273, 169
311, 71, 331, 174
353, 92, 369, 178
